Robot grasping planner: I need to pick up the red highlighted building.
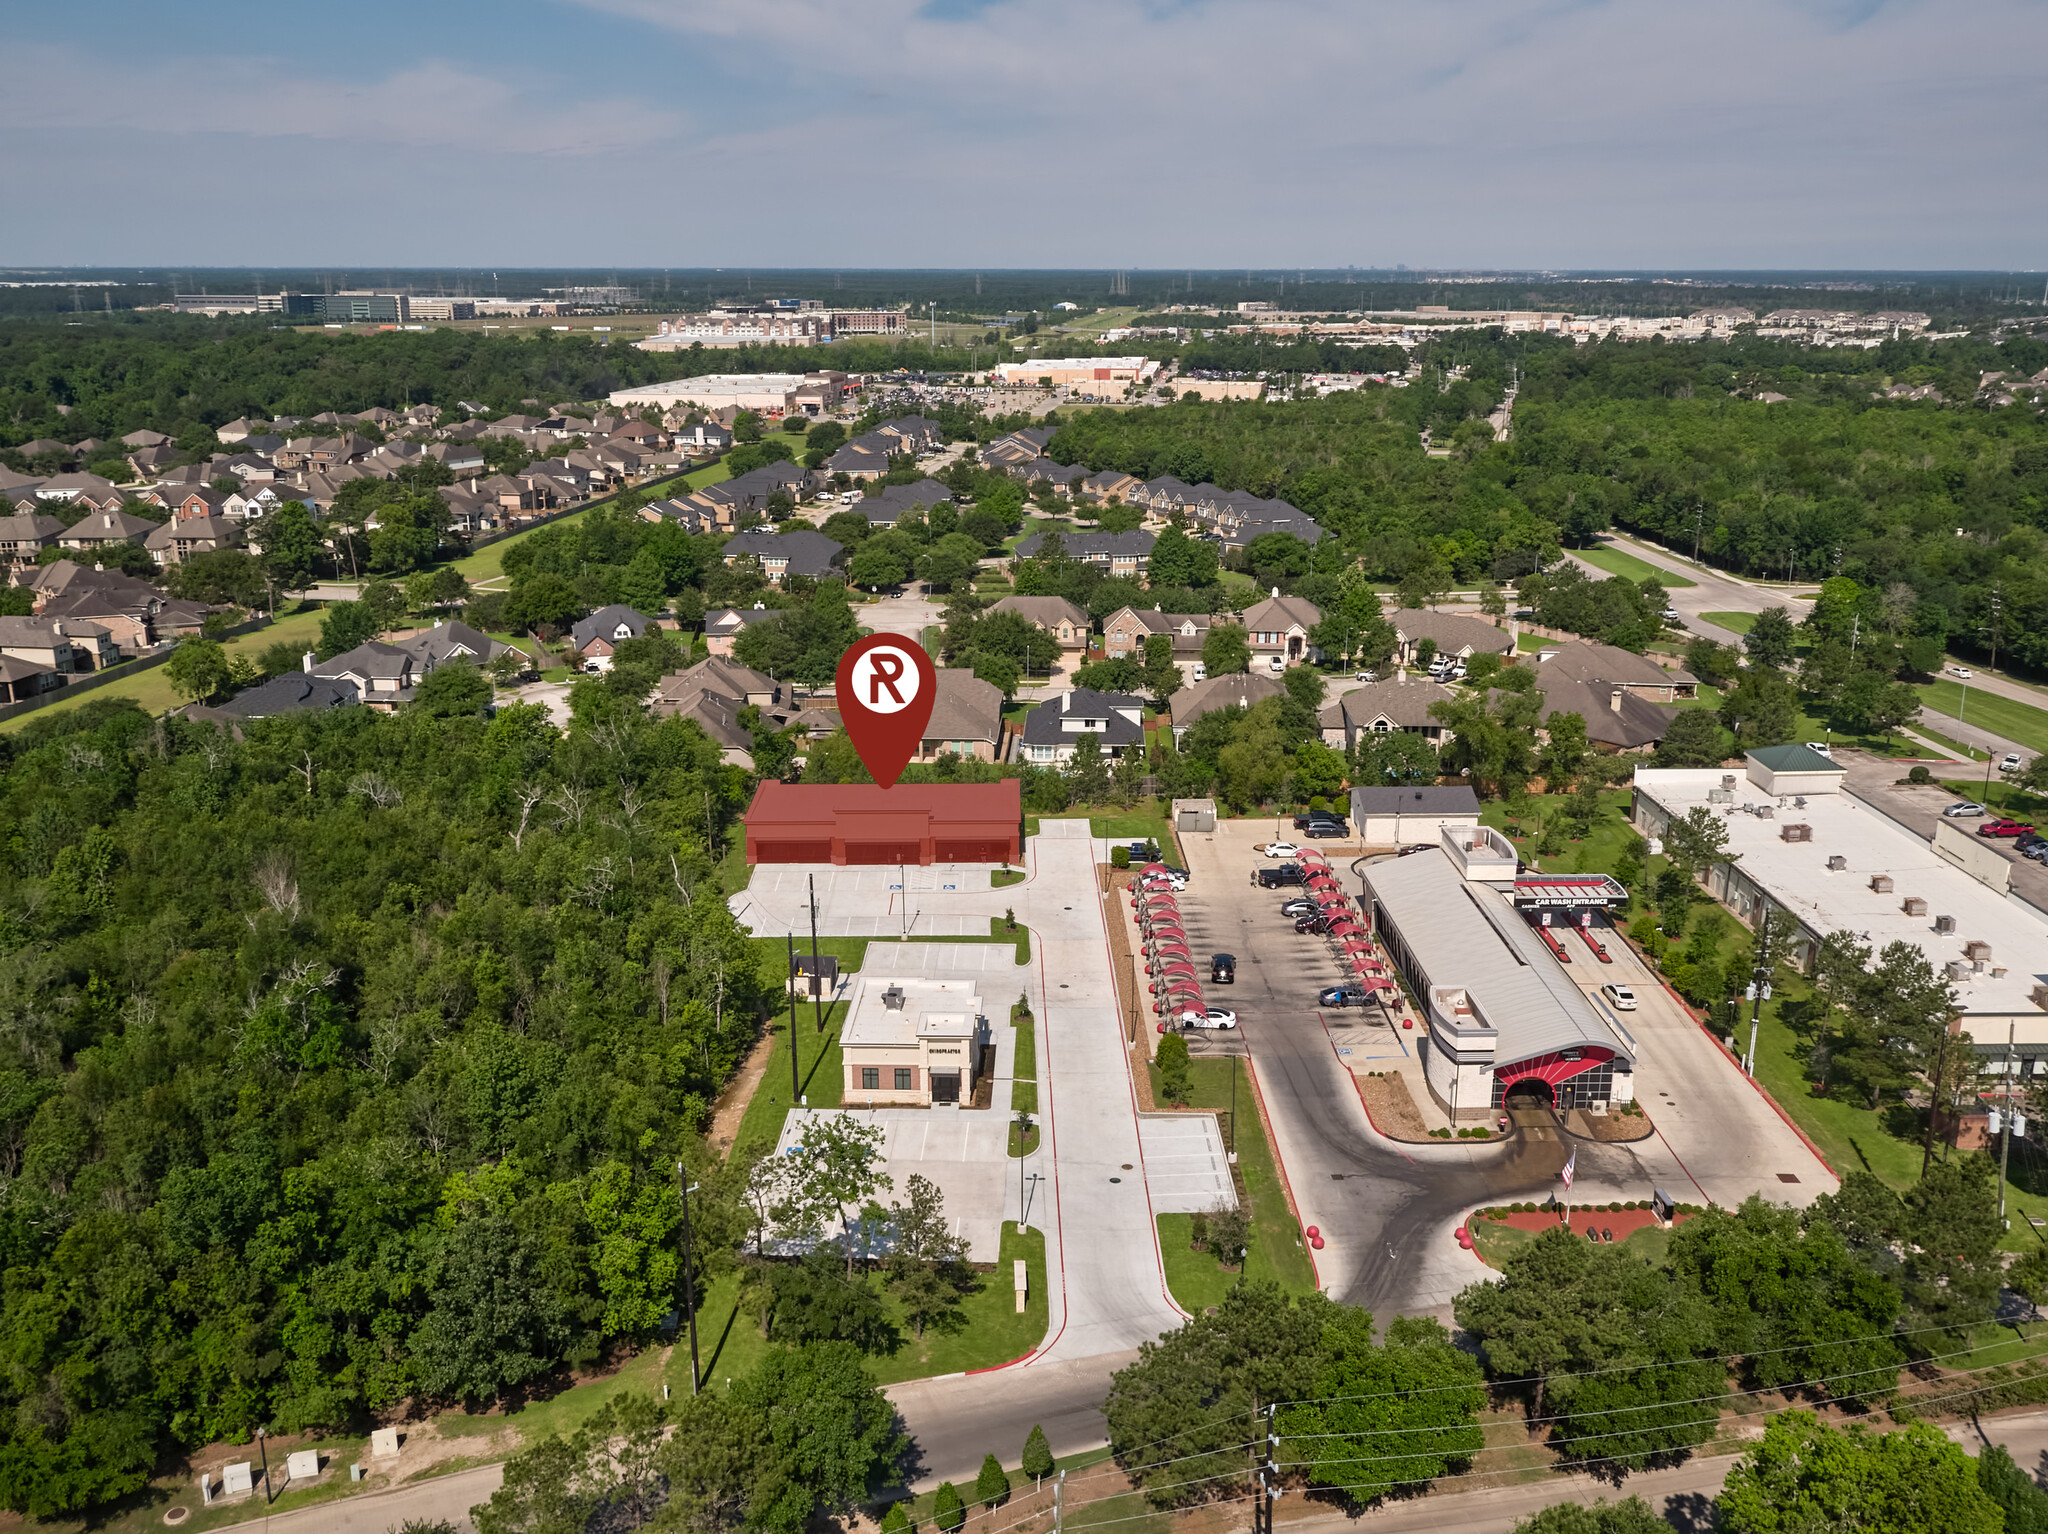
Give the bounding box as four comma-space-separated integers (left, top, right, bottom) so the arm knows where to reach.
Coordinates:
743, 780, 1023, 866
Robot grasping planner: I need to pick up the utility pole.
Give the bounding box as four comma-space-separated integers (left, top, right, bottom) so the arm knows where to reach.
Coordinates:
1988, 586, 2004, 673
808, 874, 824, 1033
1253, 1402, 1278, 1534
676, 1162, 701, 1394
787, 934, 802, 1106
1743, 919, 1778, 1078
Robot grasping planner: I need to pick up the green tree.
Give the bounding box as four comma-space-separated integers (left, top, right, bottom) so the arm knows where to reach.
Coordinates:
974, 1453, 1009, 1510
1355, 728, 1441, 785
1155, 1032, 1191, 1105
411, 1217, 572, 1405
1509, 1498, 1664, 1534
261, 498, 324, 592
1743, 606, 1798, 668
736, 1342, 906, 1534
1201, 622, 1251, 677
1142, 633, 1184, 702
1714, 1411, 2001, 1534
163, 636, 232, 703
316, 598, 380, 658
1538, 711, 1590, 790
1654, 707, 1726, 767
1978, 1442, 2048, 1534
1663, 804, 1737, 886
413, 661, 492, 718
1718, 666, 1798, 750
1105, 1283, 1330, 1506
1021, 1425, 1054, 1485
932, 1482, 964, 1533
1279, 1312, 1484, 1506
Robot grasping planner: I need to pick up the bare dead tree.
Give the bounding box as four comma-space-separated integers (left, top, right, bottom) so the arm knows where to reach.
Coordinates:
669, 851, 695, 906
348, 770, 402, 808
61, 740, 106, 774
252, 849, 301, 921
295, 750, 317, 796
548, 782, 591, 830
653, 954, 672, 1029
511, 783, 547, 850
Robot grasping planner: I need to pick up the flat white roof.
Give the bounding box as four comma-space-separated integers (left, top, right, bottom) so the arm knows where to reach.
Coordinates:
1633, 768, 2048, 1021
841, 974, 984, 1047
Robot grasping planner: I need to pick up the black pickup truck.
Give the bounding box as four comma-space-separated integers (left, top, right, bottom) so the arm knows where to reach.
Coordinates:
1254, 863, 1307, 888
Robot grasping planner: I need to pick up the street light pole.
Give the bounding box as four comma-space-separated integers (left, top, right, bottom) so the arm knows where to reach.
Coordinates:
786, 934, 801, 1106
808, 873, 824, 1033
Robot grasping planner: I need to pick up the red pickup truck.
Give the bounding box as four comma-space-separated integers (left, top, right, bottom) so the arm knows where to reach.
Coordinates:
1977, 819, 2038, 839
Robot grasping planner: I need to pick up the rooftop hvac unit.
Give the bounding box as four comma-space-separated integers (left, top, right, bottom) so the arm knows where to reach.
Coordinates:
1934, 914, 1957, 935
2033, 983, 2048, 1011
1756, 805, 1775, 819
1964, 940, 1993, 963
1826, 854, 1847, 870
1902, 896, 1928, 916
1721, 774, 1737, 789
1868, 874, 1893, 893
1947, 959, 1973, 981
1781, 823, 1813, 842
1708, 788, 1733, 805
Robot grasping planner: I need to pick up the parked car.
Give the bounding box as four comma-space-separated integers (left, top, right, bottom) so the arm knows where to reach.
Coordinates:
1802, 741, 1833, 759
1294, 914, 1330, 934
1978, 819, 2036, 838
1354, 670, 1378, 682
1256, 864, 1307, 888
1279, 898, 1319, 917
1661, 607, 1681, 623
1293, 813, 1348, 832
2026, 843, 2048, 865
2001, 754, 2026, 774
1301, 819, 1350, 839
1211, 953, 1236, 984
1599, 983, 1638, 1011
1259, 841, 1302, 859
1186, 1007, 1238, 1030
1943, 802, 1987, 818
1318, 985, 1371, 1008
1949, 665, 1973, 679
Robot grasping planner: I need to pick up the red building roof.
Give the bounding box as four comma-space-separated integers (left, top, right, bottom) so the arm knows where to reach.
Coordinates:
744, 780, 1023, 866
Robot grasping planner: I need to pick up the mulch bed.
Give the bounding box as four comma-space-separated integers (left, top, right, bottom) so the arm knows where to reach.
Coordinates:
1357, 1072, 1432, 1140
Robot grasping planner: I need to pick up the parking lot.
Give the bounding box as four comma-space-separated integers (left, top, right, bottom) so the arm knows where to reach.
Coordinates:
1835, 750, 2048, 917
1162, 817, 1837, 1319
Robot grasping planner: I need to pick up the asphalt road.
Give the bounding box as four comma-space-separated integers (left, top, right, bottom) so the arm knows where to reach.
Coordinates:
1582, 533, 2035, 762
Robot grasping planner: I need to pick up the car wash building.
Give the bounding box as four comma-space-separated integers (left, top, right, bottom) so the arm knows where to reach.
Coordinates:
1363, 824, 1637, 1120
743, 780, 1023, 866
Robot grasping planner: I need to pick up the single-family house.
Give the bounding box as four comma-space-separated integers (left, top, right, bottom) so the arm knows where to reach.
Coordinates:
311, 641, 419, 710
720, 528, 844, 585
569, 605, 663, 671
915, 669, 1004, 763
1317, 677, 1458, 751
1388, 608, 1515, 667
0, 615, 120, 673
987, 594, 1090, 662
1166, 671, 1286, 742
1017, 687, 1147, 764
0, 513, 67, 571
1102, 605, 1212, 686
1533, 640, 1697, 703
58, 507, 160, 552
1241, 592, 1322, 670
704, 603, 782, 658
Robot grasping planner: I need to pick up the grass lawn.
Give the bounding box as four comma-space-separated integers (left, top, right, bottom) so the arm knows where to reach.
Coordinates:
1156, 1214, 1255, 1312
1915, 678, 2048, 755
688, 1227, 1048, 1396
1581, 545, 1696, 587
1933, 776, 2047, 821
1469, 1215, 1672, 1269
1702, 610, 1756, 634
992, 867, 1026, 887
1010, 1003, 1038, 1116
1147, 1056, 1318, 1295
1, 603, 334, 735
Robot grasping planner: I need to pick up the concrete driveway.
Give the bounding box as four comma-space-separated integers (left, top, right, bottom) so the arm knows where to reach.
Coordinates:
774, 1107, 1019, 1262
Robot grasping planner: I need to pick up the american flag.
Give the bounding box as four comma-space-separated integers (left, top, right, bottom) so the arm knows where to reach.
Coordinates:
1560, 1148, 1576, 1190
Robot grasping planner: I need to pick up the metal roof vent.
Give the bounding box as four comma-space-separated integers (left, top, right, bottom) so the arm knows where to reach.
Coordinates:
881, 984, 906, 1012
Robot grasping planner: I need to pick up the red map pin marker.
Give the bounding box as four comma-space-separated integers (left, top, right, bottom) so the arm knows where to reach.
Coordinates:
835, 633, 938, 789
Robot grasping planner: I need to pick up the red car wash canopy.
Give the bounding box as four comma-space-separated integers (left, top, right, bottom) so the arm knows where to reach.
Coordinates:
744, 780, 1023, 866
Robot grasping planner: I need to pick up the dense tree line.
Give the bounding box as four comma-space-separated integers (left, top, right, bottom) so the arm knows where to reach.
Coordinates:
0, 693, 771, 1514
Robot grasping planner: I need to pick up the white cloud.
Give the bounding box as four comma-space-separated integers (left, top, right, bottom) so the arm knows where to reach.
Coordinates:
0, 44, 684, 157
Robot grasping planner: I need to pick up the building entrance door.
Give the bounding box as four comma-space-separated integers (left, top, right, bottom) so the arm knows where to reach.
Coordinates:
930, 1070, 961, 1105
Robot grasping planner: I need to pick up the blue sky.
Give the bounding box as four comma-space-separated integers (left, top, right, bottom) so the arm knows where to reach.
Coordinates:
3, 0, 2042, 269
